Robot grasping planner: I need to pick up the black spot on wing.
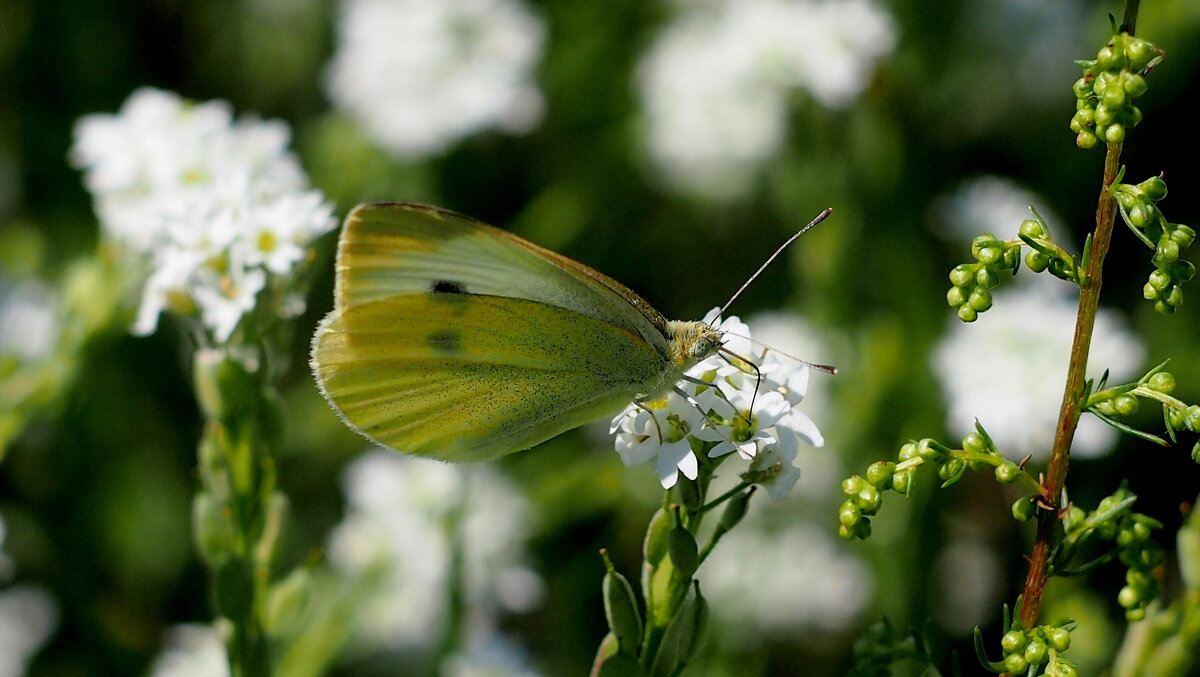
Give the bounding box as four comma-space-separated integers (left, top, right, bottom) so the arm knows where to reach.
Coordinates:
432, 280, 466, 294
427, 330, 462, 354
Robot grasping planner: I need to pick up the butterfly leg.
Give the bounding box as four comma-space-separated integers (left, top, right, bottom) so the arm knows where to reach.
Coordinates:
633, 398, 666, 445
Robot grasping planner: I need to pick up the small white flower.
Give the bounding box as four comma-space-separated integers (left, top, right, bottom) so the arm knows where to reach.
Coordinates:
326, 0, 546, 158
329, 452, 541, 653
934, 175, 1058, 242
636, 0, 895, 199
149, 624, 230, 677
933, 275, 1145, 460
71, 87, 335, 343
610, 311, 824, 497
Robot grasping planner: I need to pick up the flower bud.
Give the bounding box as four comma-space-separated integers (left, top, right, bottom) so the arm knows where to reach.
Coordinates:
1102, 85, 1126, 109
995, 461, 1020, 484
839, 500, 862, 528
643, 508, 671, 566
1076, 130, 1098, 149
1114, 394, 1139, 417
946, 286, 966, 308
842, 475, 867, 496
264, 567, 312, 638
1146, 371, 1175, 394
1125, 37, 1155, 71
1001, 629, 1026, 653
890, 470, 912, 495
949, 264, 974, 288
1096, 44, 1122, 70
601, 552, 643, 656
1155, 238, 1180, 265
1018, 219, 1046, 239
717, 488, 753, 533
865, 461, 895, 488
957, 306, 978, 322
856, 486, 883, 515
1071, 77, 1090, 99
1122, 71, 1148, 97
1171, 225, 1196, 248
1129, 203, 1151, 228
1004, 652, 1029, 673
1094, 104, 1116, 126
668, 527, 699, 580
962, 431, 986, 454
1024, 639, 1048, 665
968, 288, 992, 312
1012, 496, 1035, 522
1138, 176, 1167, 201
1047, 626, 1071, 652
975, 266, 1000, 289
1025, 251, 1049, 273
1105, 123, 1126, 143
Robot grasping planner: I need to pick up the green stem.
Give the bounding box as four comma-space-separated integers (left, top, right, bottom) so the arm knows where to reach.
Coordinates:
1020, 134, 1124, 628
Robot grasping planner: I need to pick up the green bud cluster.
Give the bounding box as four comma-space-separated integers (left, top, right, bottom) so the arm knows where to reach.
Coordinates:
1070, 33, 1160, 148
840, 429, 1019, 541
996, 622, 1076, 676
947, 234, 1017, 322
1112, 177, 1196, 314
948, 215, 1076, 322
1063, 488, 1164, 622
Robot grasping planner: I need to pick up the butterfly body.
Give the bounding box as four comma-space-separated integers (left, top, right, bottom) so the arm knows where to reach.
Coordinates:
311, 203, 723, 461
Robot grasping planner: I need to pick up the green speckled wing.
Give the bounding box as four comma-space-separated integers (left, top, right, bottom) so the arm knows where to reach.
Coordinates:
312, 292, 666, 461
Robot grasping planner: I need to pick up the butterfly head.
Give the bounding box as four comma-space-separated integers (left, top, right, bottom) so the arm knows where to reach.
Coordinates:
666, 320, 724, 369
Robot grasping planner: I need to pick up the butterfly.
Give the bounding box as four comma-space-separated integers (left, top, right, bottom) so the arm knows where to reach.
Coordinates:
311, 203, 830, 462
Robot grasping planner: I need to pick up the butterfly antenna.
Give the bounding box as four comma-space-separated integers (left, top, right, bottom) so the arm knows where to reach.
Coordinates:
722, 330, 838, 375
712, 207, 833, 326
718, 347, 763, 413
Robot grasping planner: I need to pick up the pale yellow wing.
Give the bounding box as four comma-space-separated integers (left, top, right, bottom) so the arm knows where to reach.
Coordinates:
333, 203, 670, 351
311, 293, 670, 461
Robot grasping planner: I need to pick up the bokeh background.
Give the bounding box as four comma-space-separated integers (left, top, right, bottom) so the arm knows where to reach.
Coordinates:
2, 0, 1200, 675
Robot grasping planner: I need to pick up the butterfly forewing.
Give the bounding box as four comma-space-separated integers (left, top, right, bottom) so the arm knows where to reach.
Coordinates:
335, 203, 670, 351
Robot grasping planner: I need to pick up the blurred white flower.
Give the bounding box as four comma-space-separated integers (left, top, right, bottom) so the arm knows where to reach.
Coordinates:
149, 624, 230, 677
440, 637, 541, 677
0, 278, 60, 362
0, 585, 57, 677
934, 175, 1057, 241
637, 0, 895, 199
933, 537, 1000, 633
933, 275, 1145, 460
327, 0, 545, 158
703, 517, 868, 642
71, 87, 335, 343
328, 452, 542, 653
610, 311, 823, 496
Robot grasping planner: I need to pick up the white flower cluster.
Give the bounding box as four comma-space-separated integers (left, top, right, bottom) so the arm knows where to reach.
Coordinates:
328, 452, 542, 653
637, 0, 896, 199
71, 87, 335, 342
326, 0, 545, 158
933, 275, 1145, 460
611, 312, 823, 498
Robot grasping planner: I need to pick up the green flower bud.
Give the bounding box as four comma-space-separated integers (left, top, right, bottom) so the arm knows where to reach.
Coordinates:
962, 431, 986, 454
995, 461, 1020, 484
1155, 299, 1175, 315
1002, 246, 1020, 270
1047, 626, 1071, 651
1069, 117, 1083, 134
1126, 607, 1146, 622
1166, 286, 1184, 308
644, 508, 671, 566
1074, 107, 1094, 126
1143, 282, 1160, 301
957, 306, 978, 322
1024, 639, 1049, 665
842, 475, 867, 496
1051, 662, 1079, 677
1094, 104, 1116, 126
676, 477, 702, 513
1071, 77, 1091, 99
937, 458, 965, 482
1018, 219, 1044, 239
1096, 44, 1122, 70
1122, 71, 1148, 97
839, 500, 862, 527
946, 286, 966, 308
1001, 629, 1027, 652
1102, 85, 1126, 109
1105, 123, 1126, 144
1076, 130, 1098, 149
866, 461, 895, 488
1065, 506, 1086, 531
1147, 371, 1175, 394
1114, 394, 1139, 417
1115, 189, 1139, 210
949, 264, 975, 288
1171, 225, 1195, 248
264, 567, 313, 638
668, 527, 699, 580
1148, 268, 1171, 290
856, 486, 883, 515
1118, 584, 1140, 608
967, 287, 992, 312
1138, 176, 1167, 201
718, 489, 753, 532
837, 523, 855, 540
898, 441, 918, 460
976, 246, 1001, 265
1012, 496, 1035, 522
890, 470, 911, 495
1125, 105, 1143, 127
1093, 398, 1116, 415
1167, 407, 1186, 430
1125, 37, 1155, 71
1025, 251, 1049, 273
1004, 652, 1029, 673
1185, 405, 1200, 431
975, 266, 1000, 289
601, 553, 644, 655
1129, 203, 1151, 228
916, 438, 940, 460
1155, 238, 1180, 265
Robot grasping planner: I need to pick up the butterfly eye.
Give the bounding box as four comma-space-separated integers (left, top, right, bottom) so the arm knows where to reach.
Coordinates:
691, 338, 713, 358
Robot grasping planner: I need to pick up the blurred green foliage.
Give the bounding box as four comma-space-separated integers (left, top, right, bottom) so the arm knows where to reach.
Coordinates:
1, 0, 1200, 675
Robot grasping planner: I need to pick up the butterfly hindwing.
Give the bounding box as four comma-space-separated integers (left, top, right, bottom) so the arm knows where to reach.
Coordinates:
312, 292, 670, 461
